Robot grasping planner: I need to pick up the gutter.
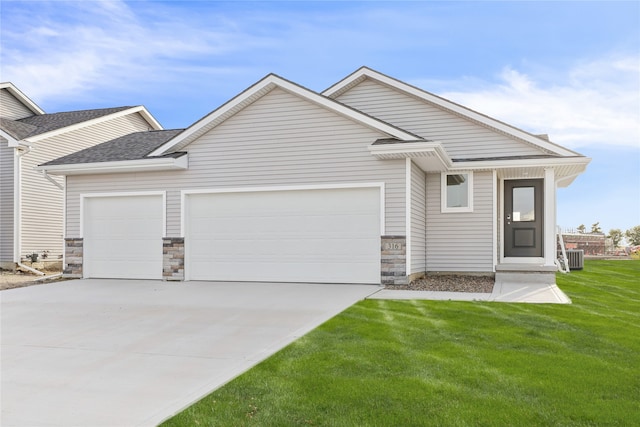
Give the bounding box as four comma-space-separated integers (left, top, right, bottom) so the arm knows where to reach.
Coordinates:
37, 153, 189, 176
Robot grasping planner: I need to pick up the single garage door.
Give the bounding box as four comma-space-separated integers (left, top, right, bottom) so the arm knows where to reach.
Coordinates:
83, 194, 163, 279
185, 187, 381, 283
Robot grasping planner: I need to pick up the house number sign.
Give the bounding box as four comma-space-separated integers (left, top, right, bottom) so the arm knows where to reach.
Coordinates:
384, 242, 402, 250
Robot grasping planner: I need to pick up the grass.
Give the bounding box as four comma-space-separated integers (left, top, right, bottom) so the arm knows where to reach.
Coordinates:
162, 260, 640, 426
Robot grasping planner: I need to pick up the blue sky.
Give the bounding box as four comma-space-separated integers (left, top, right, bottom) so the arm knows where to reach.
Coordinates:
2, 1, 639, 236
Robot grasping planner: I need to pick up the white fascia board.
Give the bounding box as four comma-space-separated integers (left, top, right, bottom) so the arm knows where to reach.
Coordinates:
0, 82, 45, 115
148, 74, 417, 157
324, 67, 580, 157
36, 155, 188, 176
24, 106, 162, 143
451, 156, 591, 171
148, 77, 277, 156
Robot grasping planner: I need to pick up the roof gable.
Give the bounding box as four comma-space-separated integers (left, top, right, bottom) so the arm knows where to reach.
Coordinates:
323, 67, 580, 158
13, 106, 162, 143
149, 74, 421, 157
0, 82, 45, 116
17, 107, 132, 138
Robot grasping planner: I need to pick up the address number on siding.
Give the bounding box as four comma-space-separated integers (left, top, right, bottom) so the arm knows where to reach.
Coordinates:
384, 243, 402, 250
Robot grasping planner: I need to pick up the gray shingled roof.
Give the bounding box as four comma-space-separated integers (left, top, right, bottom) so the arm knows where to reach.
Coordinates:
0, 117, 37, 140
41, 129, 185, 166
0, 106, 133, 140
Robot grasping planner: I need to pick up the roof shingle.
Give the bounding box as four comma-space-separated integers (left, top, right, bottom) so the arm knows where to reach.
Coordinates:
41, 129, 185, 166
14, 106, 133, 138
0, 117, 38, 140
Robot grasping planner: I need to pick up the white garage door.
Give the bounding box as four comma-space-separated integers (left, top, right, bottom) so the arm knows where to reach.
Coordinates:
185, 187, 381, 284
83, 195, 163, 279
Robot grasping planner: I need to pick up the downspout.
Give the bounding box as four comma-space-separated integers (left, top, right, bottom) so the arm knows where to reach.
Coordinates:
39, 170, 65, 190
14, 145, 45, 275
17, 262, 46, 276
14, 145, 30, 264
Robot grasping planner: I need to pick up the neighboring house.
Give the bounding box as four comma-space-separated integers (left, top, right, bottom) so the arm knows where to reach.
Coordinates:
38, 67, 590, 285
0, 82, 162, 270
561, 232, 606, 256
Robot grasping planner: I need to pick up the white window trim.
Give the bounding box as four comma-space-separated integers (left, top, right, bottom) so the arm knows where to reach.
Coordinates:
441, 171, 473, 213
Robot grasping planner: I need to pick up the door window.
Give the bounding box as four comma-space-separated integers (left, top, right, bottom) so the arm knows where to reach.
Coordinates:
512, 186, 535, 222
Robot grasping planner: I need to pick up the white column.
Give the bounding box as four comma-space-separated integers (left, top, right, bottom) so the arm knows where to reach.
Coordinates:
543, 168, 556, 266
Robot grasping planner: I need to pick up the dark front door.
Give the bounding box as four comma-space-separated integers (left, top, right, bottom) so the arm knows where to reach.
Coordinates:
504, 179, 543, 257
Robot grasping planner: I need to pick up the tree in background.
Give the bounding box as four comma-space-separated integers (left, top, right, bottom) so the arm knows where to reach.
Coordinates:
591, 222, 602, 233
577, 224, 586, 234
625, 226, 640, 246
608, 229, 623, 248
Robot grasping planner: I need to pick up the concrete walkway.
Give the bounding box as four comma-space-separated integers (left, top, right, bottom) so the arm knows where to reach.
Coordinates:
369, 282, 571, 304
1, 279, 377, 427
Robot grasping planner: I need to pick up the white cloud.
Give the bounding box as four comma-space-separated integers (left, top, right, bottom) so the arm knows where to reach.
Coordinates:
419, 56, 640, 150
0, 1, 264, 103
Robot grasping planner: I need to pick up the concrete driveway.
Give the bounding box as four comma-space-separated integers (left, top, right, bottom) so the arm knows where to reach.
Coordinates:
1, 279, 377, 426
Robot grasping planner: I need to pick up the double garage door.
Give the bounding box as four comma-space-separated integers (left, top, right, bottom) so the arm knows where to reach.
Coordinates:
83, 187, 381, 284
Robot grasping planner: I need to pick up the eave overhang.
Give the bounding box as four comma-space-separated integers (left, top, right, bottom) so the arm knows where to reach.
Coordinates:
453, 156, 591, 187
369, 140, 591, 187
0, 129, 22, 147
369, 141, 452, 172
36, 153, 188, 176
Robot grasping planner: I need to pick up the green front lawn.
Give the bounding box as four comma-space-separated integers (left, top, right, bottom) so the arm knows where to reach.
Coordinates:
162, 260, 640, 426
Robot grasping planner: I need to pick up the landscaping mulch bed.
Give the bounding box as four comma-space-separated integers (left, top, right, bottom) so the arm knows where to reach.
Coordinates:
387, 274, 495, 293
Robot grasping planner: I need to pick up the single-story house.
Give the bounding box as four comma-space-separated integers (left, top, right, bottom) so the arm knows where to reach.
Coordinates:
0, 82, 162, 270
38, 67, 590, 285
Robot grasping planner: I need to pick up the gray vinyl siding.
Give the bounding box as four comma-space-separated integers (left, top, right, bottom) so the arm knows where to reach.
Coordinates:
19, 113, 151, 261
410, 161, 426, 274
425, 171, 494, 272
0, 139, 14, 262
65, 87, 407, 239
0, 89, 35, 120
335, 79, 546, 159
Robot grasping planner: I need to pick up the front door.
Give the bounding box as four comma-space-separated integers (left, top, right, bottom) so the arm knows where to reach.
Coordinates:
504, 179, 543, 257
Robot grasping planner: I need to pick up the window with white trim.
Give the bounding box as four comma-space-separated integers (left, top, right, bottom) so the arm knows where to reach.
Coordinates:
441, 172, 473, 213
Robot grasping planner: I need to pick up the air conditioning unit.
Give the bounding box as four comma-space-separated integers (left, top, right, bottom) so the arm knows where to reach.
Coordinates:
566, 250, 584, 270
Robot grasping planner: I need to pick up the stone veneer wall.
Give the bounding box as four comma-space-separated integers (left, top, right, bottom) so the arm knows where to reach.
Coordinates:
381, 235, 407, 285
163, 237, 184, 281
64, 238, 83, 278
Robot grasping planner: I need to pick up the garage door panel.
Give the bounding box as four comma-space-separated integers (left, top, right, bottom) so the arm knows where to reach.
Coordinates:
192, 237, 379, 259
189, 260, 379, 283
186, 187, 380, 284
84, 195, 163, 280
